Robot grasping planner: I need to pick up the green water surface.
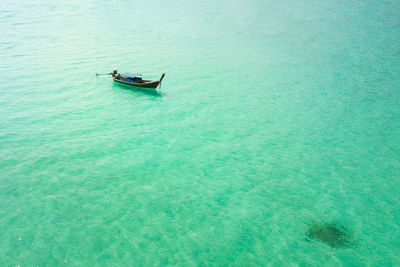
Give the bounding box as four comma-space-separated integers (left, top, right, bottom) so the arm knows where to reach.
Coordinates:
0, 0, 399, 265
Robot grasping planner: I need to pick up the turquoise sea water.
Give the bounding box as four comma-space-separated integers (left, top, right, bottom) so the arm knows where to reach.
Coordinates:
1, 0, 399, 265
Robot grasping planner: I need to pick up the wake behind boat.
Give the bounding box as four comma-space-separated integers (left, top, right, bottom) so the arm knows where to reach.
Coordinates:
97, 70, 165, 90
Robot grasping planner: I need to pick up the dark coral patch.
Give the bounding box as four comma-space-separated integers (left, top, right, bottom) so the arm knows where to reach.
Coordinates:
306, 223, 354, 248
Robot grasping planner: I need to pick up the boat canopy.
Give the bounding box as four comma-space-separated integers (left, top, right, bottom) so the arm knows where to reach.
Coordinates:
121, 73, 142, 78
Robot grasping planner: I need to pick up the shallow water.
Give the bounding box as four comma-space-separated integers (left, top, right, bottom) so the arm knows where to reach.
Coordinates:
0, 0, 399, 265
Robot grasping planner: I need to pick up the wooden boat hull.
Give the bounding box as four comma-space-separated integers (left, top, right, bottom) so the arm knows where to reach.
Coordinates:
112, 73, 165, 90
113, 77, 160, 89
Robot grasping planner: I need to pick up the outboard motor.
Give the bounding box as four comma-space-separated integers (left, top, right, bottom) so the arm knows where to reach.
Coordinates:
112, 70, 118, 77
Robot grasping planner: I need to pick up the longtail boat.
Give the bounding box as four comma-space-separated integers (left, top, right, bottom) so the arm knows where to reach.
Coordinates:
96, 70, 165, 90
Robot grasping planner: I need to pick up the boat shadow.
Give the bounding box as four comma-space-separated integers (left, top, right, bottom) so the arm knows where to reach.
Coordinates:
113, 83, 162, 97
